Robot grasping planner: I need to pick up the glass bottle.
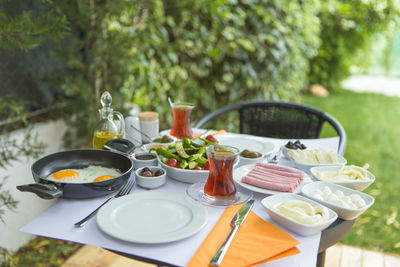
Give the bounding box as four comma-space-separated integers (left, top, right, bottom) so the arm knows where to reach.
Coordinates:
93, 91, 125, 149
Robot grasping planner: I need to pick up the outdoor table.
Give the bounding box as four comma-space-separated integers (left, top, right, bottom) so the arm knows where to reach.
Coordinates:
21, 133, 353, 267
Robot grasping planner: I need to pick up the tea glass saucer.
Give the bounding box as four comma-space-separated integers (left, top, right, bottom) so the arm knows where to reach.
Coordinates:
186, 182, 253, 207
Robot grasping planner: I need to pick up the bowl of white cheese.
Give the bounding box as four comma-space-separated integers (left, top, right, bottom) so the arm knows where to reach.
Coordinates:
301, 181, 375, 220
288, 148, 346, 173
310, 164, 375, 191
261, 193, 337, 236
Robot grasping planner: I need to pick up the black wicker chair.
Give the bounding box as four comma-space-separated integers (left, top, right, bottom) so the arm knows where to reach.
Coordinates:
194, 100, 347, 155
194, 100, 351, 266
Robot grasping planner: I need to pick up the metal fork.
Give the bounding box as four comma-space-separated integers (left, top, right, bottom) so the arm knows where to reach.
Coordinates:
74, 178, 135, 227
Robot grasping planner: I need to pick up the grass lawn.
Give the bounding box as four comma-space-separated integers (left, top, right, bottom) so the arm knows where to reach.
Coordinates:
2, 237, 82, 266
301, 88, 400, 254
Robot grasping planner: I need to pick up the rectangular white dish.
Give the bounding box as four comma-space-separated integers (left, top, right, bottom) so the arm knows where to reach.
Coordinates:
301, 181, 374, 220
261, 193, 338, 236
290, 154, 347, 173
310, 165, 375, 191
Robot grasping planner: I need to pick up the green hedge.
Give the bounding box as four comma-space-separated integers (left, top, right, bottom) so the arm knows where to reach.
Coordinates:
5, 0, 397, 147
308, 0, 399, 89
52, 0, 320, 146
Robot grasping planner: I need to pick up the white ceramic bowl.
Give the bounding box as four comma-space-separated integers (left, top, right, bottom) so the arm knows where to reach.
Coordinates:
261, 193, 338, 236
238, 154, 264, 167
132, 151, 158, 170
141, 143, 169, 153
310, 165, 376, 191
282, 145, 307, 160
135, 166, 167, 189
281, 145, 292, 160
158, 157, 209, 184
151, 135, 176, 147
290, 154, 347, 173
301, 181, 374, 220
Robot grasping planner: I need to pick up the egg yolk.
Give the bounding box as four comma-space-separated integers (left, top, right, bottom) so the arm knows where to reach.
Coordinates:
94, 175, 115, 182
52, 170, 79, 181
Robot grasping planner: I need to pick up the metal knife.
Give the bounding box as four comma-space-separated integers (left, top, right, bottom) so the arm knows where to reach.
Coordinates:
210, 199, 255, 266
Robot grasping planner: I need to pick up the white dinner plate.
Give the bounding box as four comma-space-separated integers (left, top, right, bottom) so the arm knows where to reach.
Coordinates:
233, 164, 313, 195
216, 135, 274, 156
97, 192, 208, 244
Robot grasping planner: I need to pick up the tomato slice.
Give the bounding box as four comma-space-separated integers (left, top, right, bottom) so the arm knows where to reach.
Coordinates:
205, 134, 217, 143
166, 158, 178, 167
193, 166, 202, 170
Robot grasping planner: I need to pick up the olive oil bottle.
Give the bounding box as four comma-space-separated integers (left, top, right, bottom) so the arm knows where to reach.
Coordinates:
93, 91, 125, 149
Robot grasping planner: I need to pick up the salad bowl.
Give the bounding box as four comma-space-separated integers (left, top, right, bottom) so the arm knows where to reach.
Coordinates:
158, 157, 209, 183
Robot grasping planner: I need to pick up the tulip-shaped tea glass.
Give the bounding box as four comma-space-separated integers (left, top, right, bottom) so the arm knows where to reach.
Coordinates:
186, 145, 253, 206
170, 102, 194, 139
204, 145, 239, 200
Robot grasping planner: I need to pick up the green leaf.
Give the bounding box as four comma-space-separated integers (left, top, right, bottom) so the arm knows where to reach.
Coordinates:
236, 38, 255, 52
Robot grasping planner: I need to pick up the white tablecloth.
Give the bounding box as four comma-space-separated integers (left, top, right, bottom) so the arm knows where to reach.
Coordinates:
21, 134, 340, 267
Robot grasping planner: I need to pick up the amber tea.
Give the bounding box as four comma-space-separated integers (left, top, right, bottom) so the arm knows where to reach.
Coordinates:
170, 103, 194, 139
204, 145, 240, 199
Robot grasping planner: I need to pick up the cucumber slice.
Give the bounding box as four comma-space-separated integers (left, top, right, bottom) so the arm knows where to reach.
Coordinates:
176, 141, 190, 158
188, 161, 198, 169
180, 160, 188, 169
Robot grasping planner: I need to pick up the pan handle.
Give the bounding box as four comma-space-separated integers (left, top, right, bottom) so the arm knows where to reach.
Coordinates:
16, 183, 63, 199
105, 138, 135, 154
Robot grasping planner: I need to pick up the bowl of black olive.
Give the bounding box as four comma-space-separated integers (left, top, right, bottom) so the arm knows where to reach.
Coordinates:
135, 166, 166, 189
282, 140, 307, 159
239, 149, 263, 166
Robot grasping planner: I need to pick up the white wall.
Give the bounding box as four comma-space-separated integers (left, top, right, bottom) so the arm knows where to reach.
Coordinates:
0, 119, 68, 252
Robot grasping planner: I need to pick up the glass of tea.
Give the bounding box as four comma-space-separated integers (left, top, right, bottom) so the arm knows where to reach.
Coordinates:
204, 145, 240, 200
170, 102, 194, 139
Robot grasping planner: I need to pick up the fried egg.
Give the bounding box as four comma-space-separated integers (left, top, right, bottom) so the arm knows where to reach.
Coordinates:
46, 165, 122, 183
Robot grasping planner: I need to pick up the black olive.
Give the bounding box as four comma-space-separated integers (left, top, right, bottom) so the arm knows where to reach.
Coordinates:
142, 167, 151, 173
285, 141, 295, 149
154, 170, 164, 176
141, 170, 153, 177
286, 140, 306, 149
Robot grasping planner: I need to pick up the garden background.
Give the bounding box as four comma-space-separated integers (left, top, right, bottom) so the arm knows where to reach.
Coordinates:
1, 0, 400, 265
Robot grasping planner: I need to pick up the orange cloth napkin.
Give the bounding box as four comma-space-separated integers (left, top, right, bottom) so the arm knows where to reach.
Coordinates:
188, 204, 300, 267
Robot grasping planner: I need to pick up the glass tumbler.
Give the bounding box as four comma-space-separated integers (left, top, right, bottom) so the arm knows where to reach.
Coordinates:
204, 145, 240, 200
170, 102, 194, 139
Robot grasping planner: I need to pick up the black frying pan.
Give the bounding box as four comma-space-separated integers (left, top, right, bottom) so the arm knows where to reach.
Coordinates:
17, 139, 135, 199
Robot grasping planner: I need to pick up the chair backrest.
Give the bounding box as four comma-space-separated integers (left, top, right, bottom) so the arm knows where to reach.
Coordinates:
194, 100, 347, 155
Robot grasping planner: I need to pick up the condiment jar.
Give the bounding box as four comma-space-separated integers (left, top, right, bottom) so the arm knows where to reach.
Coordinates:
139, 111, 159, 143
125, 115, 142, 146
93, 91, 125, 149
